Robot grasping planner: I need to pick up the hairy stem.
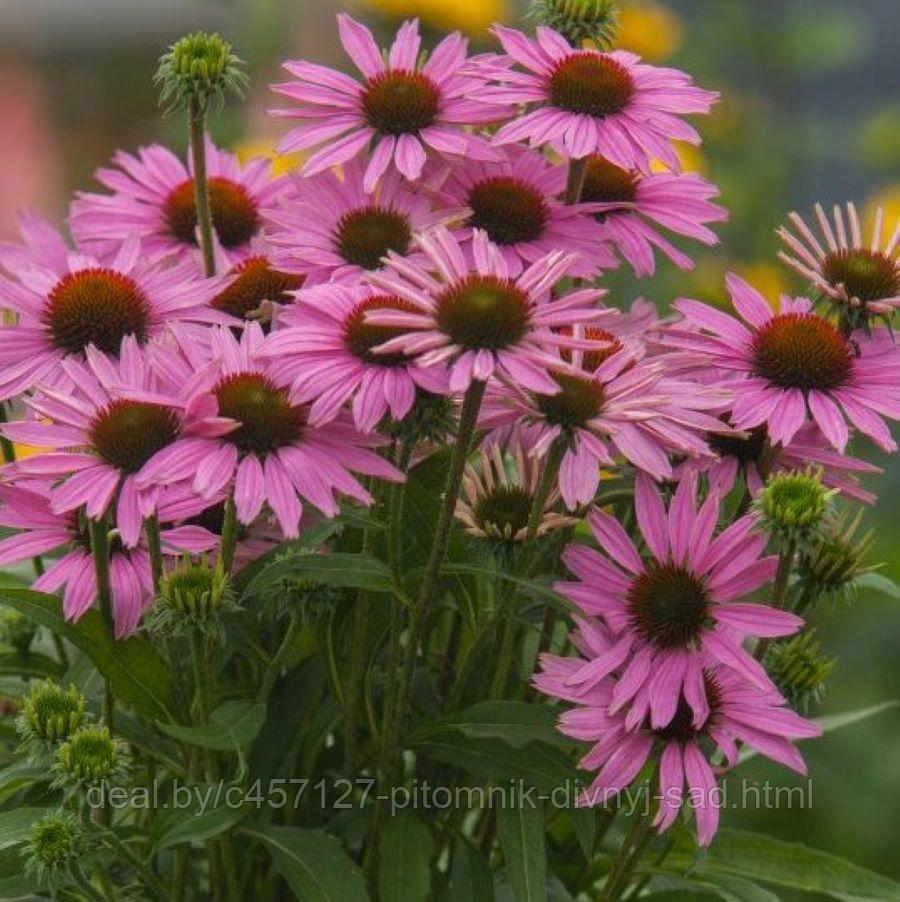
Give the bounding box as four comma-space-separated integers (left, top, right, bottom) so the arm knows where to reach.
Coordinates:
564, 157, 588, 205
756, 539, 796, 661
217, 495, 239, 576
89, 517, 115, 734
188, 95, 216, 278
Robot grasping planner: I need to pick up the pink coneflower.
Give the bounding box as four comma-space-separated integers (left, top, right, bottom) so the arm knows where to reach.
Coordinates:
668, 274, 900, 452
210, 252, 305, 323
579, 155, 727, 276
266, 159, 438, 286
480, 324, 731, 506
427, 146, 616, 278
0, 338, 234, 547
0, 482, 217, 637
135, 324, 402, 537
269, 15, 507, 191
0, 221, 228, 400
534, 648, 820, 845
363, 225, 607, 393
778, 203, 899, 320
680, 420, 881, 504
482, 26, 717, 170
554, 473, 802, 726
263, 283, 447, 432
69, 141, 287, 265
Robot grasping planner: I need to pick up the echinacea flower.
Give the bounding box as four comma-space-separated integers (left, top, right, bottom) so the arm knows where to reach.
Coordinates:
680, 420, 881, 504
428, 146, 616, 278
69, 141, 287, 265
555, 473, 802, 726
364, 225, 607, 393
0, 482, 217, 637
266, 158, 438, 286
669, 274, 900, 452
210, 252, 304, 324
0, 337, 235, 547
481, 322, 732, 506
778, 202, 899, 321
135, 324, 402, 537
263, 283, 447, 432
0, 221, 227, 400
579, 155, 727, 276
269, 15, 507, 191
534, 646, 820, 845
482, 26, 717, 169
456, 436, 574, 542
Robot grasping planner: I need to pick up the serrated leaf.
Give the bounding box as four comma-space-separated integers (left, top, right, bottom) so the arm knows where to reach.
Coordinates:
158, 701, 266, 751
241, 824, 368, 902
497, 800, 547, 902
378, 812, 433, 902
0, 588, 175, 721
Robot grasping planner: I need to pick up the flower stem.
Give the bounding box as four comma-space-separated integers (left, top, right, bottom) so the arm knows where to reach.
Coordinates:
89, 517, 115, 733
601, 809, 654, 900
756, 539, 796, 661
257, 609, 301, 703
103, 832, 169, 902
367, 379, 486, 881
188, 95, 216, 278
217, 495, 239, 576
145, 513, 164, 592
564, 157, 588, 205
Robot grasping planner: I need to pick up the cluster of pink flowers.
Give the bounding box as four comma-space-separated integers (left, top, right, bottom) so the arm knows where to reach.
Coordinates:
0, 13, 897, 845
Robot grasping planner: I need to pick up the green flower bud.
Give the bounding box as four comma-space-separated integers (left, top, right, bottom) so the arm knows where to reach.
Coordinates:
0, 606, 37, 656
151, 556, 237, 634
756, 468, 835, 544
764, 630, 834, 713
55, 725, 129, 791
528, 0, 619, 49
24, 812, 88, 888
16, 680, 86, 759
155, 31, 249, 114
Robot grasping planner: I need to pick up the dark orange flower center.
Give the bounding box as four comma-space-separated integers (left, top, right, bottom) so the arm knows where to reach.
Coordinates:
361, 70, 440, 135
89, 400, 180, 474
164, 176, 261, 249
580, 156, 641, 204
751, 313, 852, 392
44, 268, 151, 356
212, 256, 305, 319
535, 373, 606, 428
467, 176, 549, 245
334, 206, 413, 270
214, 372, 304, 456
627, 562, 710, 649
343, 295, 418, 366
434, 275, 532, 350
820, 249, 899, 304
547, 53, 635, 119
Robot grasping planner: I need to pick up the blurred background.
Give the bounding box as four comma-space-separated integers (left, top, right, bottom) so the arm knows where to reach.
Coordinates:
0, 0, 897, 889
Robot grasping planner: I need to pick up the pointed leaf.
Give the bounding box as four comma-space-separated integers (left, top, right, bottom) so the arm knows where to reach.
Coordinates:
497, 799, 547, 902
378, 812, 433, 902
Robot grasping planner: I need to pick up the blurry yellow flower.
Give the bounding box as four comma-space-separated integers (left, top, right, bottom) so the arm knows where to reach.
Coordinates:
616, 3, 683, 62
358, 0, 511, 36
234, 139, 303, 176
734, 261, 788, 308
864, 184, 900, 229
651, 140, 706, 175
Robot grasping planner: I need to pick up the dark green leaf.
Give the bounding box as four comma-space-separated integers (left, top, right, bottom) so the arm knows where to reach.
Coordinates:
158, 701, 266, 751
0, 760, 44, 806
0, 652, 62, 679
0, 588, 175, 722
447, 838, 494, 902
150, 783, 248, 850
378, 812, 434, 902
497, 800, 547, 902
412, 701, 564, 749
241, 824, 368, 902
666, 829, 900, 899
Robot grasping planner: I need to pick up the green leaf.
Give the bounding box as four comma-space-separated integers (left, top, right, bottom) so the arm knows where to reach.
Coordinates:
497, 800, 547, 902
412, 701, 564, 749
241, 552, 397, 601
441, 565, 574, 614
0, 760, 44, 806
158, 701, 266, 751
666, 829, 900, 899
0, 588, 175, 722
242, 824, 368, 902
854, 572, 900, 599
739, 700, 897, 764
150, 783, 248, 850
0, 806, 54, 850
0, 652, 63, 679
378, 812, 434, 902
447, 838, 494, 902
698, 873, 781, 902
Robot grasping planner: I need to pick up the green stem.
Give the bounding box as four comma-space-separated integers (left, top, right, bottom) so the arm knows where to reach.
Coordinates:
601, 809, 654, 901
217, 496, 239, 576
756, 540, 796, 661
145, 514, 164, 592
103, 832, 168, 902
188, 95, 216, 278
564, 157, 588, 205
367, 379, 486, 881
488, 602, 518, 698
257, 609, 301, 702
524, 436, 565, 542
72, 867, 106, 902
88, 517, 115, 734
